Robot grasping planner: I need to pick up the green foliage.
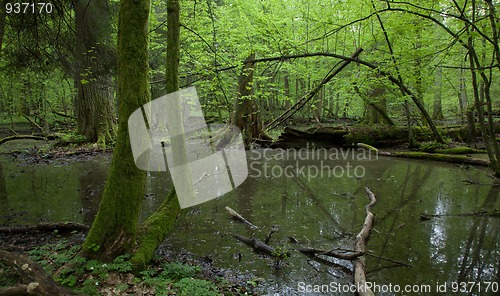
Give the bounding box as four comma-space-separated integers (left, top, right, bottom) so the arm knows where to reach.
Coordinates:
0, 264, 20, 288
173, 278, 220, 296
417, 141, 450, 153
57, 132, 88, 145
160, 262, 200, 280
21, 241, 230, 295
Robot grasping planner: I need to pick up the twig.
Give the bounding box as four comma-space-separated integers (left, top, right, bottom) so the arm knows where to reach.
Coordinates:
366, 251, 413, 267
225, 206, 259, 229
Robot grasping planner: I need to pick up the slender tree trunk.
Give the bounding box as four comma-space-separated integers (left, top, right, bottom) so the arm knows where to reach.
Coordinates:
0, 0, 6, 54
458, 65, 468, 119
432, 67, 444, 120
284, 73, 291, 124
74, 0, 116, 146
81, 0, 151, 261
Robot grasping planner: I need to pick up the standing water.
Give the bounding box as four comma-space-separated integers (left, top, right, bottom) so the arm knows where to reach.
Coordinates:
0, 142, 498, 295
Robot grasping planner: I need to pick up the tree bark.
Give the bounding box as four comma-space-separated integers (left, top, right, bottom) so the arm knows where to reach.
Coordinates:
432, 67, 444, 120
74, 0, 116, 146
129, 0, 186, 269
81, 0, 151, 261
231, 53, 264, 146
0, 0, 6, 54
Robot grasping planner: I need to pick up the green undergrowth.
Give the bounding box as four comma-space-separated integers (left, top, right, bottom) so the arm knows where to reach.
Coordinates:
17, 241, 247, 295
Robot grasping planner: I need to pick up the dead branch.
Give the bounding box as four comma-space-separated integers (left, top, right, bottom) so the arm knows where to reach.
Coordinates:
0, 249, 83, 296
225, 206, 259, 229
366, 251, 413, 268
0, 135, 47, 146
264, 48, 363, 131
232, 234, 290, 258
22, 115, 44, 134
353, 187, 376, 296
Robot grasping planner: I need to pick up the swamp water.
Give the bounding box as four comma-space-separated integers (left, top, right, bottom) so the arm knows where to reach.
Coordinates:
0, 140, 499, 295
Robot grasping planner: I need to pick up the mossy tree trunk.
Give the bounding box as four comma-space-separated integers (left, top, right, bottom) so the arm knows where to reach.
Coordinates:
231, 53, 265, 146
130, 0, 186, 269
0, 0, 5, 54
81, 0, 151, 261
74, 0, 116, 146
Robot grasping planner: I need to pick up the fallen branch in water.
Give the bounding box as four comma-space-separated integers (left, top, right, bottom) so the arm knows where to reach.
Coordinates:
225, 206, 259, 229
0, 222, 89, 234
420, 209, 500, 220
232, 234, 290, 258
353, 187, 376, 296
366, 251, 413, 268
296, 247, 364, 260
0, 249, 84, 296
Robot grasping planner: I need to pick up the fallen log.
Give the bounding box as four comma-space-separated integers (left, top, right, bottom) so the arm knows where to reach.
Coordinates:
0, 222, 89, 234
378, 151, 490, 167
232, 234, 290, 258
225, 206, 259, 229
296, 247, 364, 260
0, 135, 47, 145
353, 187, 376, 296
0, 249, 84, 296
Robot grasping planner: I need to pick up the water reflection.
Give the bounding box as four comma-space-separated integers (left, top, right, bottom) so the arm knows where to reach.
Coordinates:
0, 149, 499, 295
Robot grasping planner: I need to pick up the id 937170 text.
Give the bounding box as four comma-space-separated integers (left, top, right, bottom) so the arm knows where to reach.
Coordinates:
5, 2, 53, 14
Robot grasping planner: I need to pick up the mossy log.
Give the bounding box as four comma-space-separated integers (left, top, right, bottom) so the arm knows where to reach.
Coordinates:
378, 151, 490, 167
271, 124, 500, 149
434, 147, 485, 154
0, 249, 84, 296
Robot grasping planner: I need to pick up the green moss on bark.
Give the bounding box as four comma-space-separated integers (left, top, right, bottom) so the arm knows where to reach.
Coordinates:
81, 0, 151, 261
130, 189, 186, 271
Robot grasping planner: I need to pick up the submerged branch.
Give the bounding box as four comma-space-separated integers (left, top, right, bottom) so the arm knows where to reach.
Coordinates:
353, 187, 377, 296
225, 206, 259, 229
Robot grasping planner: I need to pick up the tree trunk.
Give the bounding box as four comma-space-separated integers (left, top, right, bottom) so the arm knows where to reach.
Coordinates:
74, 0, 116, 146
81, 0, 151, 261
432, 67, 444, 120
231, 53, 265, 146
130, 0, 186, 269
0, 0, 6, 54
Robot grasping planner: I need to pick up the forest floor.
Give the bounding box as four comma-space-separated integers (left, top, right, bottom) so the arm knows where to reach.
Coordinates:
0, 228, 261, 295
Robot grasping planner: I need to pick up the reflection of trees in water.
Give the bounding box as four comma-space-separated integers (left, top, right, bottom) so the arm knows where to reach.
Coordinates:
458, 180, 499, 283
0, 162, 7, 212
78, 160, 109, 225
368, 163, 432, 272
235, 176, 258, 237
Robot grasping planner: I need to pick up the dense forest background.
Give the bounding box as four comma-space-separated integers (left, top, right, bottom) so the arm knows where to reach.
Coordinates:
2, 0, 499, 138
